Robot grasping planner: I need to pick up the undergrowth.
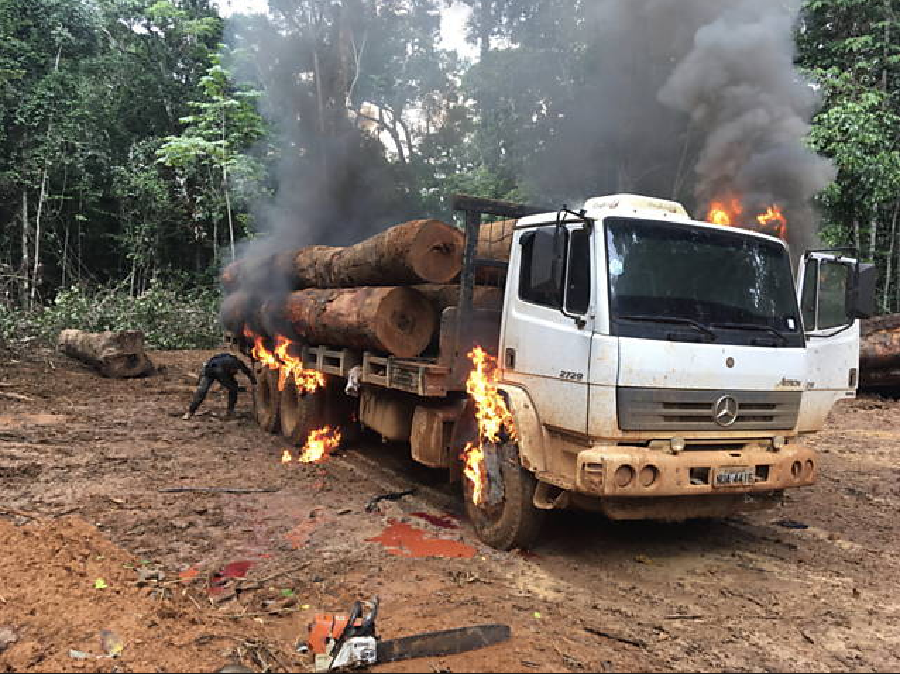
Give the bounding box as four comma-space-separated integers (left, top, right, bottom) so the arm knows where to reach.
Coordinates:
0, 281, 223, 350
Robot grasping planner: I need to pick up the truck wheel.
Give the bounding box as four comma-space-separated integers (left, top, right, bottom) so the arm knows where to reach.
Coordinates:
254, 367, 281, 433
280, 377, 325, 445
323, 376, 361, 446
462, 447, 545, 551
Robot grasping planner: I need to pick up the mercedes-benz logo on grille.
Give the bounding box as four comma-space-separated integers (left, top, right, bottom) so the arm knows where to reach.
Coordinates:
713, 395, 739, 427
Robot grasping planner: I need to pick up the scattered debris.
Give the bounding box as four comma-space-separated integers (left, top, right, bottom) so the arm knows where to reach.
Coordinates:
775, 518, 810, 530
582, 622, 646, 649
364, 488, 417, 513
634, 555, 654, 565
411, 512, 460, 530
94, 578, 108, 589
99, 629, 124, 657
367, 522, 476, 559
0, 626, 18, 653
158, 487, 280, 494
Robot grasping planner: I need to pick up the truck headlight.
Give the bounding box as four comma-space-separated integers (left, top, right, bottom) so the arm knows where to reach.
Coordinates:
670, 436, 685, 453
772, 436, 785, 450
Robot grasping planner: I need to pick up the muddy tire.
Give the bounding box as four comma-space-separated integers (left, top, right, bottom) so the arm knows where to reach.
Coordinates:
254, 367, 281, 433
463, 446, 545, 551
280, 377, 325, 445
323, 377, 361, 446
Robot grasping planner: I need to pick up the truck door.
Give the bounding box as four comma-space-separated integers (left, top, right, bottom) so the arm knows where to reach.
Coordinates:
796, 253, 867, 431
500, 222, 594, 435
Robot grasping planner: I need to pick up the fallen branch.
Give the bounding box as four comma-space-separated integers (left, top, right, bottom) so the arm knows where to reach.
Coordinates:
0, 507, 43, 520
158, 487, 280, 494
582, 624, 646, 649
0, 392, 34, 402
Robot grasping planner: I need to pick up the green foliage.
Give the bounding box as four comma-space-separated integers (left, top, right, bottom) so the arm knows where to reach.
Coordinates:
0, 280, 222, 349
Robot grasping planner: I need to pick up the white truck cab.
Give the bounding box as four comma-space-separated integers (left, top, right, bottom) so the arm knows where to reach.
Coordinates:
464, 193, 876, 548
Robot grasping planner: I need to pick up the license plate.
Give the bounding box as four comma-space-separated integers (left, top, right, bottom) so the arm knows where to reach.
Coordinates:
714, 467, 755, 487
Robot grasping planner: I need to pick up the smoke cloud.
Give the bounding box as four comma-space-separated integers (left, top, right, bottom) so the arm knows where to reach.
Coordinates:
528, 0, 834, 252
223, 0, 835, 321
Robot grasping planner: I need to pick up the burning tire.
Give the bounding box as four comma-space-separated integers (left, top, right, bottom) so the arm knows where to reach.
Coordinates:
254, 366, 281, 433
281, 377, 325, 446
462, 442, 545, 551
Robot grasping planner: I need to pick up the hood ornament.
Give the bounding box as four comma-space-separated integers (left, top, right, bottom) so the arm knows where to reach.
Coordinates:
713, 395, 739, 427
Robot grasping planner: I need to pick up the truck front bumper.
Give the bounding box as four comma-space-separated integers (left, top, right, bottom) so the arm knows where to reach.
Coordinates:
574, 442, 816, 498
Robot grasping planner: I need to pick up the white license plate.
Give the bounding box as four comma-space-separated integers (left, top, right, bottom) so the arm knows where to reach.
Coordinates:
715, 467, 755, 487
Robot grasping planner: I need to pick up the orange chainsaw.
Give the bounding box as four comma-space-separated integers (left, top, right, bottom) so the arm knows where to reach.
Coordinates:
307, 597, 511, 672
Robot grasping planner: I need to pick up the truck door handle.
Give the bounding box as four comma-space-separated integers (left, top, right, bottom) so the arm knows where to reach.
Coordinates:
505, 347, 516, 369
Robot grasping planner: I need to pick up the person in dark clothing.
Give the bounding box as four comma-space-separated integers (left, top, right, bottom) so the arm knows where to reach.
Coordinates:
182, 354, 256, 420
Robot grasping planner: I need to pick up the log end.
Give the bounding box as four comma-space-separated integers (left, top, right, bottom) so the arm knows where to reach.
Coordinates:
375, 287, 437, 358
408, 219, 465, 285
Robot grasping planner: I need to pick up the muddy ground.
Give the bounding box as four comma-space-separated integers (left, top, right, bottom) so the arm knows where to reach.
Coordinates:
1, 348, 899, 673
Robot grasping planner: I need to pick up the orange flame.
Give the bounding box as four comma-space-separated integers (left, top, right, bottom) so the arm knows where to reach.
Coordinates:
756, 204, 787, 240
461, 347, 516, 506
244, 329, 325, 394
706, 195, 743, 226
706, 195, 788, 240
281, 449, 293, 464
297, 426, 342, 463
461, 444, 486, 505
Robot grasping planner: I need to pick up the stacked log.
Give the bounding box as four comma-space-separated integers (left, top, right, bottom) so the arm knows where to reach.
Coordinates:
57, 329, 153, 378
860, 315, 900, 389
284, 287, 436, 359
219, 218, 508, 359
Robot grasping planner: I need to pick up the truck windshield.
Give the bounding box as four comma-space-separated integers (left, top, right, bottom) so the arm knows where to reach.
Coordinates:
606, 217, 803, 347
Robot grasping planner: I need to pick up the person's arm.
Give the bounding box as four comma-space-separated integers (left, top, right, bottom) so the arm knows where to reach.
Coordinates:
238, 358, 256, 384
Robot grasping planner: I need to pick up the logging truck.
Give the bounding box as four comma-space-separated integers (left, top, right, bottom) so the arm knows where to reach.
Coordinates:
230, 194, 876, 550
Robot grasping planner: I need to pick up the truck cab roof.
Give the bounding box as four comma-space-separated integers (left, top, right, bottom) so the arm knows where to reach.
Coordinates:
517, 193, 789, 249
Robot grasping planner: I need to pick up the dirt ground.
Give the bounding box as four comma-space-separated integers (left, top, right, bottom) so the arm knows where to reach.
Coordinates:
1, 347, 899, 673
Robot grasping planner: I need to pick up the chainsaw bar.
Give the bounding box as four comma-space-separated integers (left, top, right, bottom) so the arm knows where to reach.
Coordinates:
376, 624, 511, 664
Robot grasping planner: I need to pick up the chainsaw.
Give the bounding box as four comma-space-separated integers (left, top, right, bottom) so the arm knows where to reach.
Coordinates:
307, 597, 511, 672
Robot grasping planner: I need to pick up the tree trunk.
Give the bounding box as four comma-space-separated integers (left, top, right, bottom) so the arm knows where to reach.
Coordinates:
287, 219, 464, 288
284, 287, 436, 358
21, 189, 29, 308
883, 201, 899, 312
57, 329, 153, 378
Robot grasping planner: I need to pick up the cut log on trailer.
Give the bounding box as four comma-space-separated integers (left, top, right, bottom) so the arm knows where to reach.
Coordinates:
57, 329, 153, 378
221, 291, 254, 334
221, 220, 464, 293
285, 287, 436, 358
287, 219, 465, 288
412, 284, 504, 313
475, 219, 516, 262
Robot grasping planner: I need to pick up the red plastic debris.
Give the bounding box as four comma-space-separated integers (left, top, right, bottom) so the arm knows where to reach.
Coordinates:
410, 512, 460, 530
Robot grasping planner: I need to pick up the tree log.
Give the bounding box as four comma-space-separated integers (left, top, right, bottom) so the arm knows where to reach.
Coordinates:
285, 287, 435, 358
288, 219, 464, 288
475, 219, 516, 262
57, 329, 153, 378
412, 284, 504, 313
221, 291, 254, 334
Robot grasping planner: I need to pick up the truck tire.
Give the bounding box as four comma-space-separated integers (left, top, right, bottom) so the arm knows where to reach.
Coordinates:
254, 366, 281, 433
462, 445, 545, 551
323, 376, 361, 446
280, 377, 325, 445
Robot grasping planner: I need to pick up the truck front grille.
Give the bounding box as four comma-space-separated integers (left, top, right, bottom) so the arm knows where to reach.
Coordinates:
617, 388, 801, 431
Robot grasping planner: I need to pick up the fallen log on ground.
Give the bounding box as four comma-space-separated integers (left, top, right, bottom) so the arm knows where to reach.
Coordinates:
57, 329, 153, 378
285, 287, 436, 358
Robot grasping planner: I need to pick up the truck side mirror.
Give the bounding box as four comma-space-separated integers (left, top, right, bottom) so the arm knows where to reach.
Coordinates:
852, 263, 878, 319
